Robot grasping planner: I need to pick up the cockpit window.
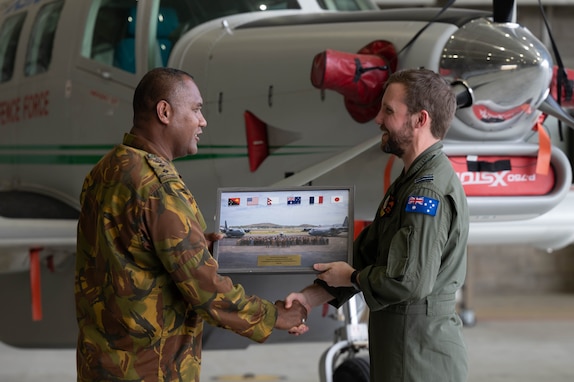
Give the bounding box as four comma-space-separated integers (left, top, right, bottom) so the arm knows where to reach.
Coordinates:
25, 0, 64, 77
161, 0, 375, 40
317, 0, 376, 11
79, 0, 376, 73
0, 12, 26, 83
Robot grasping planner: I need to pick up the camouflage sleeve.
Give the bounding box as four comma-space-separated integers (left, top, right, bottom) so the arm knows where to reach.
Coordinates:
144, 180, 277, 343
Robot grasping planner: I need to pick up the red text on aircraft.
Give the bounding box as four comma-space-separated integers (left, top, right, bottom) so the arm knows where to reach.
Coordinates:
0, 91, 50, 126
0, 97, 21, 126
23, 91, 49, 121
89, 90, 119, 105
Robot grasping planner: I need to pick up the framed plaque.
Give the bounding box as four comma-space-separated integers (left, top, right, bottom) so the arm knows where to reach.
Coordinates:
213, 185, 354, 274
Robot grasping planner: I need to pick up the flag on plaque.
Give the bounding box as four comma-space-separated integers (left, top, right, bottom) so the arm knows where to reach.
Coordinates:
247, 196, 259, 206
309, 195, 324, 205
287, 196, 301, 205
331, 195, 343, 203
266, 196, 279, 206
228, 197, 240, 206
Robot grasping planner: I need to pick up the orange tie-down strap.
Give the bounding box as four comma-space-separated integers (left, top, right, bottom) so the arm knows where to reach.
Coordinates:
534, 121, 551, 176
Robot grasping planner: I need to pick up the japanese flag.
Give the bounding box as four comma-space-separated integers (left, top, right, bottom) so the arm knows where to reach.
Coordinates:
331, 195, 342, 203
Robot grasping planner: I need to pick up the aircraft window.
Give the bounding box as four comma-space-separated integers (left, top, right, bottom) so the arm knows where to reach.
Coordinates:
151, 0, 222, 51
153, 4, 181, 67
317, 0, 376, 11
161, 0, 299, 38
0, 12, 26, 83
25, 0, 64, 77
246, 1, 302, 11
159, 0, 374, 42
82, 0, 138, 72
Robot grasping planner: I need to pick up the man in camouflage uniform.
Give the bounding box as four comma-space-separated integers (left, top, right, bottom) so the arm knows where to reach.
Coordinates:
286, 69, 469, 381
75, 68, 307, 382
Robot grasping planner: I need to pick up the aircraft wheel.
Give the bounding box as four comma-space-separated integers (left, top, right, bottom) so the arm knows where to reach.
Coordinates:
333, 357, 370, 382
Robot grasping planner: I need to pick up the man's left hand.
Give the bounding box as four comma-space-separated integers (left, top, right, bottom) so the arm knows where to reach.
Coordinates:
314, 261, 355, 287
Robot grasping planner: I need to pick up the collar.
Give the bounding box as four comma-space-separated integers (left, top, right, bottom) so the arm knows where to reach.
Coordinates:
405, 141, 443, 177
122, 133, 171, 160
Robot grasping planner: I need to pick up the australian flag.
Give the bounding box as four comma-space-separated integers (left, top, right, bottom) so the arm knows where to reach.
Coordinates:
287, 196, 301, 205
405, 195, 438, 216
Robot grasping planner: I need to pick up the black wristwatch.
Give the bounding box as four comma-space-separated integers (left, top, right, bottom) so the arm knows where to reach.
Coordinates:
350, 270, 360, 290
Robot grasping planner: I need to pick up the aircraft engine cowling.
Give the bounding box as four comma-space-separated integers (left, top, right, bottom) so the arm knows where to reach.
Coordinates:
310, 40, 397, 123
440, 17, 553, 141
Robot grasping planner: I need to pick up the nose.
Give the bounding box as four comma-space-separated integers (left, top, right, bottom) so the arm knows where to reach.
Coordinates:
199, 112, 207, 128
374, 109, 384, 128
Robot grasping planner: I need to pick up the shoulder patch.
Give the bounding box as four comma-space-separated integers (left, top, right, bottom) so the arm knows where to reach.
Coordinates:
405, 195, 439, 216
145, 154, 180, 183
414, 174, 434, 184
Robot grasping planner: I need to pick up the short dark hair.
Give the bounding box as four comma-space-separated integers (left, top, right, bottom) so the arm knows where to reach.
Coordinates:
384, 68, 456, 139
132, 67, 194, 116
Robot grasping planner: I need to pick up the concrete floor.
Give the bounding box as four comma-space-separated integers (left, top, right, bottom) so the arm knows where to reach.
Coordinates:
1, 293, 574, 382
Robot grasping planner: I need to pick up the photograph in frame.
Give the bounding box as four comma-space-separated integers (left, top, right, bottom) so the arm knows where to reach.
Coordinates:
213, 186, 354, 274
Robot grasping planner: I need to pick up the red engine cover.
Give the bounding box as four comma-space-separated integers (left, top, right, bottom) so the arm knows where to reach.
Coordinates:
449, 156, 555, 196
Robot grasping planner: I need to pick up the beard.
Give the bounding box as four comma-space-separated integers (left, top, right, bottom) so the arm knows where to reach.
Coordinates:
380, 119, 413, 158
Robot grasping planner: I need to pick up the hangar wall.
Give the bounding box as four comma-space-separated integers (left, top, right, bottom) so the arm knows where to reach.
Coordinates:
378, 0, 574, 295
468, 245, 574, 294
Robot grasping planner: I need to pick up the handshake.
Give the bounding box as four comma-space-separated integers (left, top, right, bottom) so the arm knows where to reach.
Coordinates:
272, 261, 356, 336
274, 291, 312, 336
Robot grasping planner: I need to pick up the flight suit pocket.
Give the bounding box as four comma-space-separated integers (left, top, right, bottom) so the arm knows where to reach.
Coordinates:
386, 226, 412, 279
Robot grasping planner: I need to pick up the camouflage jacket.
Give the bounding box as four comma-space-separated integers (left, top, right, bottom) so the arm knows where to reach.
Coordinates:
75, 133, 277, 382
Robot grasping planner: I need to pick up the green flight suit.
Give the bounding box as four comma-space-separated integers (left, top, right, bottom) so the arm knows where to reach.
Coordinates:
326, 142, 469, 381
75, 133, 277, 382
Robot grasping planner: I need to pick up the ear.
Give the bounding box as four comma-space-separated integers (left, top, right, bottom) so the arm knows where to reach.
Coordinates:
156, 100, 170, 124
414, 110, 429, 129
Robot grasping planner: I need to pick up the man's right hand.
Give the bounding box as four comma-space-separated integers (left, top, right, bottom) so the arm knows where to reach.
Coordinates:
285, 291, 311, 313
274, 300, 308, 331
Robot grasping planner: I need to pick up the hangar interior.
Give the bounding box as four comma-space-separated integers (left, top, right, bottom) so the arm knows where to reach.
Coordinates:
2, 1, 574, 382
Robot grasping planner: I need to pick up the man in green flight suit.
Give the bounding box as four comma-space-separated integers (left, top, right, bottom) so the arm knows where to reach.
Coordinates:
287, 68, 469, 382
75, 68, 307, 382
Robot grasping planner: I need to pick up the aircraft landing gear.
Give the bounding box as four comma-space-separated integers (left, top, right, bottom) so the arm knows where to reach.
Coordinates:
319, 295, 369, 382
333, 356, 370, 382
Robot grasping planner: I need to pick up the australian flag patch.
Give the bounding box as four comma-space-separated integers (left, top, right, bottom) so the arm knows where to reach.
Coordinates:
405, 195, 439, 216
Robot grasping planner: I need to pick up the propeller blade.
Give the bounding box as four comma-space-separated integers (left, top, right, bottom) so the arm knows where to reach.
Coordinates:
538, 93, 574, 129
